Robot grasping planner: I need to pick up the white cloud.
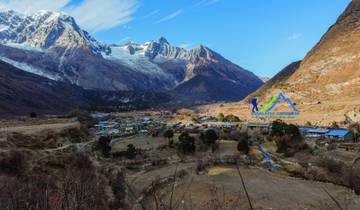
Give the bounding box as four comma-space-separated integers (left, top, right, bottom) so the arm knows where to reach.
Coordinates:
155, 9, 183, 24
0, 0, 70, 13
68, 0, 138, 33
179, 43, 195, 50
192, 0, 221, 8
119, 36, 131, 43
206, 0, 221, 5
142, 9, 159, 18
0, 0, 138, 33
287, 33, 302, 40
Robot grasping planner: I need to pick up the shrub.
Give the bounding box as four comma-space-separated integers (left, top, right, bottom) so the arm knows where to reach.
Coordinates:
237, 139, 249, 154
348, 167, 360, 195
271, 120, 301, 138
305, 121, 312, 127
0, 151, 27, 175
110, 170, 127, 208
316, 157, 345, 175
163, 129, 174, 146
216, 113, 225, 122
178, 132, 196, 154
305, 166, 327, 181
0, 156, 108, 210
271, 119, 287, 137
224, 114, 241, 122
271, 120, 306, 154
283, 148, 296, 157
201, 129, 219, 145
237, 131, 249, 142
95, 136, 111, 157
72, 153, 93, 170
125, 144, 137, 159
294, 141, 309, 151
330, 121, 340, 129
285, 124, 301, 138
273, 136, 290, 153
60, 167, 107, 209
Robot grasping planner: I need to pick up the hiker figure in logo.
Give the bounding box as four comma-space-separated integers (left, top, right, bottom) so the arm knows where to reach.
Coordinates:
251, 98, 259, 112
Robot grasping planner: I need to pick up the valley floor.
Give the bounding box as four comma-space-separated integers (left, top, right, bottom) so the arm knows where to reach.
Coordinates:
0, 112, 360, 209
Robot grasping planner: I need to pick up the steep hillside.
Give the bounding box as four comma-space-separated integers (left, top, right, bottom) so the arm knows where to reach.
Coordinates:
0, 60, 170, 116
248, 61, 301, 100
201, 0, 360, 125
0, 60, 90, 116
286, 0, 360, 102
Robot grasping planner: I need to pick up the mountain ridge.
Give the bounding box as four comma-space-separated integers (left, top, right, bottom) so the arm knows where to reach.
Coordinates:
0, 9, 263, 103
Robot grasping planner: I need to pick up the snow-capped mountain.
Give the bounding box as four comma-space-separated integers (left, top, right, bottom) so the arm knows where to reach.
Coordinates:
105, 37, 264, 101
0, 10, 175, 91
0, 10, 108, 54
0, 10, 263, 102
108, 37, 221, 65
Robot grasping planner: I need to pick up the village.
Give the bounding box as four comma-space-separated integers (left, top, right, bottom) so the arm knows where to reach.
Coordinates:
85, 109, 360, 209
91, 109, 357, 147
0, 108, 360, 209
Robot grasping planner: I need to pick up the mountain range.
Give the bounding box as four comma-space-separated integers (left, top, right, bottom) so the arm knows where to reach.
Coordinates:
0, 10, 263, 109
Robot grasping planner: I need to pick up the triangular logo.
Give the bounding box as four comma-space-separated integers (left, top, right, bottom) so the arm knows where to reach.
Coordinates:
251, 92, 299, 118
262, 92, 298, 113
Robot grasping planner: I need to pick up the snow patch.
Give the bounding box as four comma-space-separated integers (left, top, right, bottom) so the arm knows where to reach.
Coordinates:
103, 46, 172, 78
0, 24, 9, 31
0, 55, 60, 81
5, 43, 45, 52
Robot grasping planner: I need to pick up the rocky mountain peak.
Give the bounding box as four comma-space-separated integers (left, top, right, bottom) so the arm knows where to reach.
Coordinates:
0, 10, 108, 54
189, 45, 216, 62
158, 36, 170, 45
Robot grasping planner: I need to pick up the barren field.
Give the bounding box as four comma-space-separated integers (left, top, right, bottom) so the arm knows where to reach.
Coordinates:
142, 165, 360, 209
0, 118, 79, 137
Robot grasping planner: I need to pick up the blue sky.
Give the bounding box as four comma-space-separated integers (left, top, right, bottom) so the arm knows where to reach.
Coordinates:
0, 0, 351, 77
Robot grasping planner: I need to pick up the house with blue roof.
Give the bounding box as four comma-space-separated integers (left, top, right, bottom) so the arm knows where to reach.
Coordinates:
325, 130, 353, 141
300, 128, 329, 138
299, 127, 354, 141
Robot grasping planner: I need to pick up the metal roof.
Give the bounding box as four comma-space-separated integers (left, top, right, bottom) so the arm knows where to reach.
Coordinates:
223, 122, 233, 126
306, 128, 329, 134
326, 130, 351, 137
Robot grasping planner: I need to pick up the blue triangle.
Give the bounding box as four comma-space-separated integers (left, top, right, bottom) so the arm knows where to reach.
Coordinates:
265, 92, 299, 113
